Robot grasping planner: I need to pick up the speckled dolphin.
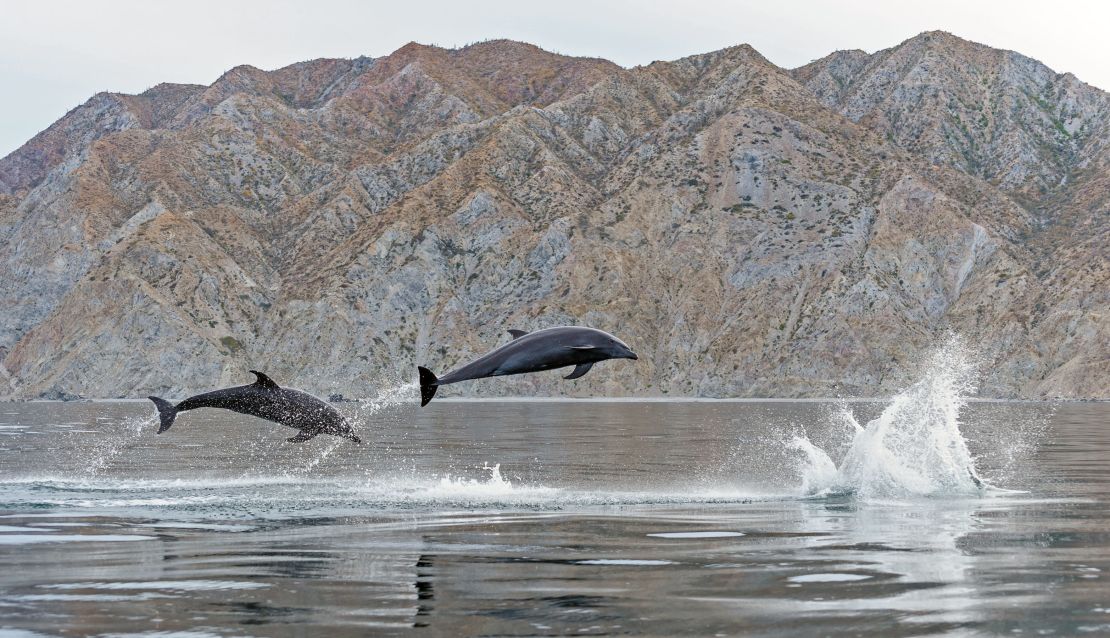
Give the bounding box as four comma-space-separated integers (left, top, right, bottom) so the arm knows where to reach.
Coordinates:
418, 326, 638, 406
148, 371, 361, 443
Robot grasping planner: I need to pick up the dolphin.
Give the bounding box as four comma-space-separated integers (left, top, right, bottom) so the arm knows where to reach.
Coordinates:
417, 326, 637, 406
147, 371, 361, 443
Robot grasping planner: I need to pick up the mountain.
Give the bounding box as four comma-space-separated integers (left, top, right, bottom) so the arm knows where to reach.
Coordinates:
0, 33, 1105, 400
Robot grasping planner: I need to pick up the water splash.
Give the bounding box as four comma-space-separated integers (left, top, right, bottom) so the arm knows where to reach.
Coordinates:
288, 437, 347, 476
245, 381, 418, 479
789, 435, 839, 496
72, 414, 152, 479
793, 335, 986, 499
350, 381, 417, 427
435, 463, 517, 495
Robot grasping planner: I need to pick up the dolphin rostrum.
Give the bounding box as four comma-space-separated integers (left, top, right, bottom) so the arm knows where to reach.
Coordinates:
417, 326, 637, 406
147, 371, 361, 443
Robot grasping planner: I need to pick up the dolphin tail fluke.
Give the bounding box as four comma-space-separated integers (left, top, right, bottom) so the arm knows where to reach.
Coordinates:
148, 396, 177, 433
418, 366, 439, 407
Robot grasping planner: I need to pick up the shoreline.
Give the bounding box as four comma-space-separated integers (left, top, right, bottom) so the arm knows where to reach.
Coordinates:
1, 397, 1102, 404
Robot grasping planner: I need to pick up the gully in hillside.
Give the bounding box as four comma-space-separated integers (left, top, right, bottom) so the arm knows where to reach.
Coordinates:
418, 326, 638, 406
148, 371, 361, 443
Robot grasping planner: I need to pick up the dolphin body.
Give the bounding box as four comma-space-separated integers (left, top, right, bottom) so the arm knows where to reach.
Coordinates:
147, 371, 361, 443
418, 326, 637, 406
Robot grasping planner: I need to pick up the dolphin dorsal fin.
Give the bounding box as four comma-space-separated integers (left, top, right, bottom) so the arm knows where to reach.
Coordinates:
507, 329, 529, 340
249, 370, 280, 390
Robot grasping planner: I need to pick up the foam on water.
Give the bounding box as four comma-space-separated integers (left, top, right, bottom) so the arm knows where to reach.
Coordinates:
6, 593, 176, 603
0, 463, 772, 515
576, 559, 674, 566
431, 463, 536, 498
42, 580, 268, 591
791, 335, 988, 499
362, 465, 767, 509
788, 573, 872, 583
0, 534, 157, 544
647, 531, 745, 539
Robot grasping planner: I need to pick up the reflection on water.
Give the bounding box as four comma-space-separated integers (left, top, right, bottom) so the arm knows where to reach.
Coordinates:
0, 398, 1106, 636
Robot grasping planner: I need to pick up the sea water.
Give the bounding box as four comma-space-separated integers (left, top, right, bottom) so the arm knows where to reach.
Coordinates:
0, 351, 1104, 636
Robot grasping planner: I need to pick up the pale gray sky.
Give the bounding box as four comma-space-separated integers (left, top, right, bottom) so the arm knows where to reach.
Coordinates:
2, 0, 1108, 158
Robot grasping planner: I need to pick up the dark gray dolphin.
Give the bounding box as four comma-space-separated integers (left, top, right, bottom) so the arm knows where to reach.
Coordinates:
147, 371, 361, 443
417, 326, 637, 406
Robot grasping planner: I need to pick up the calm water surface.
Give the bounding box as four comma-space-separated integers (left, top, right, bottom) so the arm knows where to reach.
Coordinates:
0, 397, 1105, 637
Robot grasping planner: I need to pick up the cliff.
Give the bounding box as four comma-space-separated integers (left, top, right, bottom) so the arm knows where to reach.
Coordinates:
1, 34, 1105, 399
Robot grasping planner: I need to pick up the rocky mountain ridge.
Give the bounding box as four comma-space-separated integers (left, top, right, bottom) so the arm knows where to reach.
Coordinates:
1, 33, 1105, 400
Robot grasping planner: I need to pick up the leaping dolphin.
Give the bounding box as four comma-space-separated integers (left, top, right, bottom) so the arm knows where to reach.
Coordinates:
418, 326, 638, 406
147, 371, 361, 443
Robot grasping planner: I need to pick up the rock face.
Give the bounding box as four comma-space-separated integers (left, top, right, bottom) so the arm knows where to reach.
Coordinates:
0, 34, 1106, 400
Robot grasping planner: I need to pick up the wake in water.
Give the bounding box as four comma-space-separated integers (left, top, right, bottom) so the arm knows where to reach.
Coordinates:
790, 335, 988, 499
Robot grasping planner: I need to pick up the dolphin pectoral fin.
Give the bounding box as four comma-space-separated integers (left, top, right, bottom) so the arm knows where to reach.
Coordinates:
249, 370, 280, 390
286, 431, 318, 443
507, 329, 528, 339
564, 362, 594, 380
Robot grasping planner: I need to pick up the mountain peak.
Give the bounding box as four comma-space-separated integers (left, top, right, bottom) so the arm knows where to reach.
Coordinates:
895, 29, 1002, 57
221, 64, 266, 78
911, 29, 962, 41
393, 41, 440, 57
458, 38, 539, 52
140, 82, 206, 97
792, 27, 1110, 200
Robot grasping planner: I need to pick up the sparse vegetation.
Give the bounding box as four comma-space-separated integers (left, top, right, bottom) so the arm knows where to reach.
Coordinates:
220, 336, 244, 354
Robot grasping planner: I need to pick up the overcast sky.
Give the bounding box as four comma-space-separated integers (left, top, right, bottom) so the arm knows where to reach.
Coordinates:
2, 0, 1108, 158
